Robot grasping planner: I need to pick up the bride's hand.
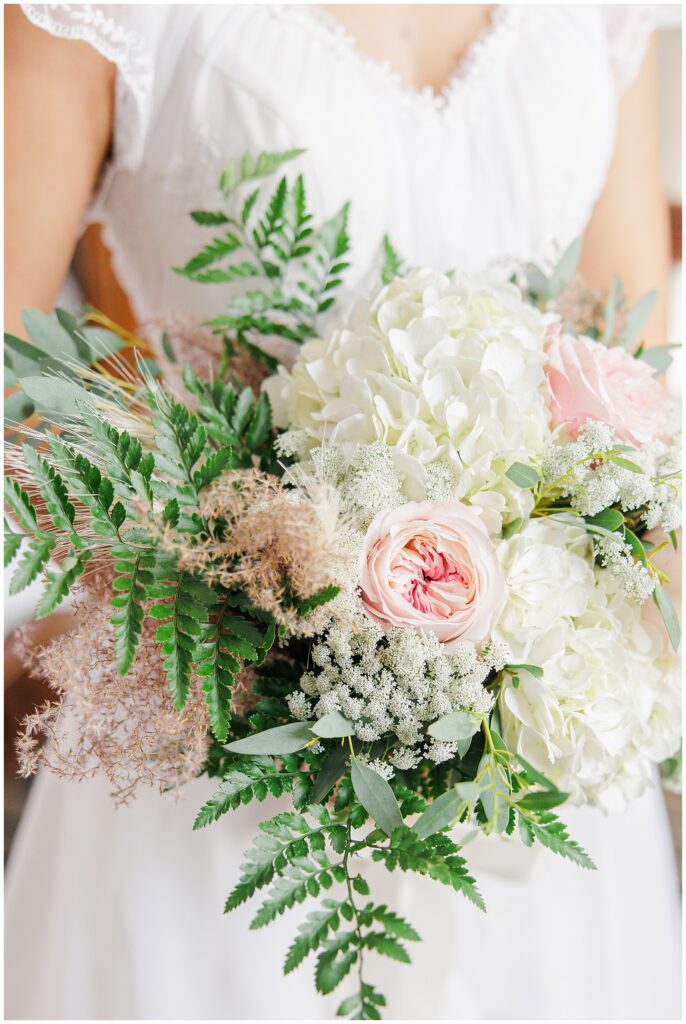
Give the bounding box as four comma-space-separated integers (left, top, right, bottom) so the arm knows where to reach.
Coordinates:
4, 6, 115, 336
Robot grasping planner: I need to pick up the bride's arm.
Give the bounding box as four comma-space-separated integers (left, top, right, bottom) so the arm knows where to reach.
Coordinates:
4, 7, 115, 336
580, 37, 671, 347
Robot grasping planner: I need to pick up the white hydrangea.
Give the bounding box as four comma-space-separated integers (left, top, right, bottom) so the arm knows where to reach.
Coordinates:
296, 620, 494, 761
264, 267, 553, 534
496, 519, 681, 811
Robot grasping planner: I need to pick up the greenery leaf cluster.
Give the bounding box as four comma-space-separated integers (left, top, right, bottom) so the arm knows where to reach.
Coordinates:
175, 148, 351, 353
3, 315, 314, 743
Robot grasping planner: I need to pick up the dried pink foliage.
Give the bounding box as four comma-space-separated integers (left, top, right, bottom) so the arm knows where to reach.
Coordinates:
15, 597, 210, 804
551, 277, 616, 337
140, 314, 270, 395
158, 469, 341, 634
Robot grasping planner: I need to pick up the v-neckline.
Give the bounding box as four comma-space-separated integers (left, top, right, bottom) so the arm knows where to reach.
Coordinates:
283, 4, 520, 116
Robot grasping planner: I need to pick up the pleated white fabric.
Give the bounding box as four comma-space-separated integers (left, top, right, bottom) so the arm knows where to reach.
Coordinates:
7, 4, 680, 1019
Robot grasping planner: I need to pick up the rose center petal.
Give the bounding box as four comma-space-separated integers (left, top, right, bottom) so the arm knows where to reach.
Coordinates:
401, 539, 471, 615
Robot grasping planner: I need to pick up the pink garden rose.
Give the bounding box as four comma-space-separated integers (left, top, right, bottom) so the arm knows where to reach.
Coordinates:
359, 500, 506, 648
545, 332, 668, 446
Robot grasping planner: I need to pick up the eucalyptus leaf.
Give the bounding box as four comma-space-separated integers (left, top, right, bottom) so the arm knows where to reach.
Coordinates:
21, 309, 81, 362
309, 710, 356, 738
19, 376, 93, 417
455, 735, 473, 759
4, 389, 35, 425
653, 584, 680, 652
623, 527, 648, 566
525, 263, 550, 300
505, 462, 540, 489
516, 789, 569, 811
427, 710, 481, 742
607, 454, 643, 474
225, 721, 314, 755
412, 789, 462, 840
350, 758, 404, 836
501, 517, 522, 539
454, 781, 481, 804
514, 755, 559, 792
477, 751, 511, 833
602, 275, 621, 343
584, 509, 624, 532
505, 663, 543, 680
619, 289, 657, 348
637, 343, 679, 375
547, 236, 583, 299
310, 745, 350, 804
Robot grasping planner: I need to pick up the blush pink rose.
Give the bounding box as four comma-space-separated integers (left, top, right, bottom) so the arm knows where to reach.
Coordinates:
358, 500, 506, 648
545, 332, 668, 446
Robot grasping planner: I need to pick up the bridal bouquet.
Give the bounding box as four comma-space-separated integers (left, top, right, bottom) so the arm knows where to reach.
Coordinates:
5, 150, 681, 1019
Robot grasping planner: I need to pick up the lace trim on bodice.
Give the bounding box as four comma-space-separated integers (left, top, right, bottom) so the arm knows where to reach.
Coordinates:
268, 4, 524, 123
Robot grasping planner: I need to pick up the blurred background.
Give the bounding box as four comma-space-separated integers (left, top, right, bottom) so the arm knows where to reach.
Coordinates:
4, 5, 683, 868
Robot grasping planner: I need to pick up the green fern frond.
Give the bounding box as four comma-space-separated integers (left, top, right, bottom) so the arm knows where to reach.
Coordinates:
35, 550, 90, 618
4, 478, 39, 532
22, 445, 75, 535
149, 571, 214, 709
9, 536, 56, 595
517, 811, 596, 870
110, 548, 156, 674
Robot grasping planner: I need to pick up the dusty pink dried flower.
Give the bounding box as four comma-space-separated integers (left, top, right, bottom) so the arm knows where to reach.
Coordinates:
158, 469, 341, 634
15, 596, 210, 804
140, 314, 269, 395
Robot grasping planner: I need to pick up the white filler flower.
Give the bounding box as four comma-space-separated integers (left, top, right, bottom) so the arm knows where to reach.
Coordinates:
496, 519, 681, 811
264, 267, 553, 534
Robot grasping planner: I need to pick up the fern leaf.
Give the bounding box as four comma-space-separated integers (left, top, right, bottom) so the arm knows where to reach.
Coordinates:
190, 210, 229, 226
4, 529, 24, 567
193, 446, 234, 492
315, 942, 358, 995
250, 849, 336, 929
174, 234, 242, 277
363, 932, 410, 963
22, 446, 75, 534
294, 585, 341, 617
369, 906, 420, 942
47, 438, 124, 538
150, 572, 213, 710
4, 478, 39, 532
239, 148, 305, 185
225, 810, 323, 914
9, 536, 55, 595
196, 606, 239, 742
517, 811, 596, 870
193, 758, 290, 829
35, 551, 89, 618
245, 392, 272, 450
79, 411, 154, 504
284, 900, 342, 974
110, 550, 155, 674
381, 235, 405, 285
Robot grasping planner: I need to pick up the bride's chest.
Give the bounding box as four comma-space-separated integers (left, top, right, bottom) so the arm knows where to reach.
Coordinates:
101, 5, 619, 316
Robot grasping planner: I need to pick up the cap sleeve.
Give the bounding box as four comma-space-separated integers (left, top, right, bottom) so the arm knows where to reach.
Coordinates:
20, 4, 164, 171
601, 4, 656, 94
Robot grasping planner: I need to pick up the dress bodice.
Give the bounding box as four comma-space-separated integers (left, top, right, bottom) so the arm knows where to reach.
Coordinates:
23, 4, 652, 324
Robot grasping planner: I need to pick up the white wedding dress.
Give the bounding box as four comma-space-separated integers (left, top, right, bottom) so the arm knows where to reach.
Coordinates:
6, 5, 681, 1020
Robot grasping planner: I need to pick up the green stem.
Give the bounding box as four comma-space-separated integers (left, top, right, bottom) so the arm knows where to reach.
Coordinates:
343, 816, 366, 1006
